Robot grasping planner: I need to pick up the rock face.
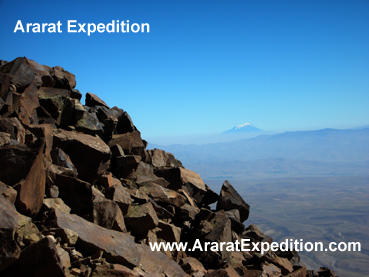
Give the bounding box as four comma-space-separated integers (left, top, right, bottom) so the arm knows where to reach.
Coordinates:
0, 57, 336, 276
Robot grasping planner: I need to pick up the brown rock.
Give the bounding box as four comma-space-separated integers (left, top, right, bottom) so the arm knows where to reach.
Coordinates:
86, 92, 110, 109
2, 237, 66, 277
179, 257, 207, 275
216, 180, 250, 222
224, 251, 245, 268
53, 129, 111, 183
51, 65, 76, 90
28, 59, 55, 87
115, 111, 137, 134
0, 117, 25, 143
317, 267, 337, 277
241, 224, 272, 244
0, 57, 36, 94
98, 172, 121, 188
104, 184, 133, 215
112, 155, 141, 179
93, 198, 127, 232
109, 130, 145, 158
0, 195, 40, 272
136, 244, 187, 276
49, 208, 141, 268
0, 132, 11, 147
42, 198, 71, 214
205, 267, 239, 277
225, 209, 245, 234
15, 142, 46, 218
284, 267, 307, 277
135, 162, 170, 188
50, 147, 77, 176
0, 181, 17, 205
156, 220, 181, 243
204, 211, 232, 245
38, 86, 73, 126
139, 182, 187, 208
125, 202, 159, 234
261, 262, 282, 277
148, 148, 183, 168
74, 106, 105, 137
178, 203, 200, 221
52, 173, 93, 220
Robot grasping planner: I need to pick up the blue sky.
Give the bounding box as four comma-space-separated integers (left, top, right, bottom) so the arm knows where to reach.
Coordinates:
1, 0, 368, 144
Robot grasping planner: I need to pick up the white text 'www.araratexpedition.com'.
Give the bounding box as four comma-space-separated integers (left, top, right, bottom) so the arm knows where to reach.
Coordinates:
149, 239, 361, 255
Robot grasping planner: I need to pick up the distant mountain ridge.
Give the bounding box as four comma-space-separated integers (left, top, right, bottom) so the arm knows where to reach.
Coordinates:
148, 127, 369, 179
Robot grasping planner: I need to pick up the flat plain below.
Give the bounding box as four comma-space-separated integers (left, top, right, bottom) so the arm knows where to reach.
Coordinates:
205, 176, 369, 277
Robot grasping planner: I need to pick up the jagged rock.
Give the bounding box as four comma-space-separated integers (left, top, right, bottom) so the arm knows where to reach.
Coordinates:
42, 198, 71, 214
0, 195, 40, 272
241, 224, 272, 244
38, 86, 74, 127
97, 172, 121, 188
205, 266, 239, 277
53, 129, 111, 183
0, 132, 11, 147
148, 148, 183, 168
285, 267, 307, 277
70, 97, 84, 122
216, 180, 250, 222
138, 182, 187, 208
108, 130, 145, 158
198, 251, 222, 270
225, 209, 245, 234
112, 154, 141, 179
179, 257, 207, 276
2, 237, 66, 277
115, 111, 136, 134
261, 262, 282, 276
85, 92, 109, 109
317, 267, 337, 277
110, 144, 125, 159
224, 251, 245, 268
51, 65, 76, 90
52, 173, 93, 220
204, 211, 232, 244
0, 117, 25, 144
70, 88, 82, 100
148, 198, 174, 219
93, 197, 127, 232
260, 252, 293, 275
104, 184, 133, 215
154, 167, 218, 205
48, 208, 141, 268
27, 123, 54, 161
136, 244, 187, 276
28, 59, 55, 87
156, 220, 181, 243
51, 147, 77, 176
0, 57, 36, 94
125, 202, 159, 234
95, 106, 122, 141
135, 162, 170, 188
0, 181, 17, 205
275, 249, 303, 268
14, 142, 45, 218
178, 203, 200, 221
75, 106, 105, 137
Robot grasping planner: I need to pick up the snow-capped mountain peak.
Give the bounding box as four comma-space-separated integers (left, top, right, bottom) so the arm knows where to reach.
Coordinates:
223, 123, 263, 134
235, 123, 254, 129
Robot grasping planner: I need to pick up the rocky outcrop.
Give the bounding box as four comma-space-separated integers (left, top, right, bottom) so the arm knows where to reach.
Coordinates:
0, 57, 337, 276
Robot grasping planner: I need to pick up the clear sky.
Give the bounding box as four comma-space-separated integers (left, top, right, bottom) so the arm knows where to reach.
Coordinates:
1, 0, 368, 144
